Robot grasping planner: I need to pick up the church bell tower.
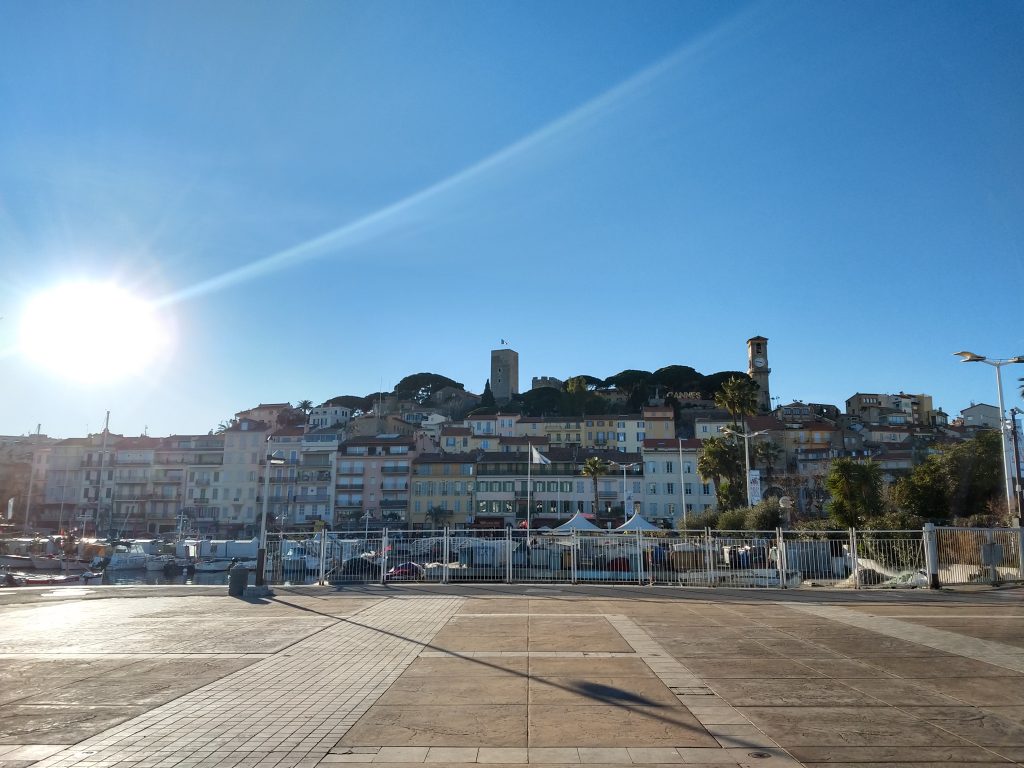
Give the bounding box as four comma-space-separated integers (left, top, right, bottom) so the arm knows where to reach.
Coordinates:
747, 336, 771, 413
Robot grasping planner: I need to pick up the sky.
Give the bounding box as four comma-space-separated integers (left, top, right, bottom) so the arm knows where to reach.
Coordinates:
0, 0, 1022, 439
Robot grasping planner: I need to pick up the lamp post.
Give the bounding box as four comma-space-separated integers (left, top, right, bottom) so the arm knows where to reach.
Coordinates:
722, 427, 769, 506
954, 351, 1024, 519
610, 460, 639, 525
256, 448, 286, 587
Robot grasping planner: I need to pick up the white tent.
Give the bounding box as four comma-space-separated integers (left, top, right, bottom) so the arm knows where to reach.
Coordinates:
615, 513, 662, 532
551, 512, 602, 533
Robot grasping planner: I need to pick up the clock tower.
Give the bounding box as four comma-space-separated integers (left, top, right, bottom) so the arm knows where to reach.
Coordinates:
747, 336, 771, 413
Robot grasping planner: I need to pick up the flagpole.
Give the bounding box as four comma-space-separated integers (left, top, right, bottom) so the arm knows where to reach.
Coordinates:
679, 439, 688, 532
527, 442, 532, 533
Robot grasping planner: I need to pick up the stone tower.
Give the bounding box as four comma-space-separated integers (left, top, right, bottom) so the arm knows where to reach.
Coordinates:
747, 336, 771, 413
490, 347, 519, 404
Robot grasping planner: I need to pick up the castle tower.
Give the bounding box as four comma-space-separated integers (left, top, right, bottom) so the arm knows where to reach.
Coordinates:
747, 336, 771, 413
490, 347, 519, 404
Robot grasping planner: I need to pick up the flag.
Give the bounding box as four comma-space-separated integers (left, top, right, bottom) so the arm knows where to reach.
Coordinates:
530, 446, 551, 465
6, 497, 12, 520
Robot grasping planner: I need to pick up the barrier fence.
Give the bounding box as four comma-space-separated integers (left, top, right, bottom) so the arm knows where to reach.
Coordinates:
258, 525, 1024, 590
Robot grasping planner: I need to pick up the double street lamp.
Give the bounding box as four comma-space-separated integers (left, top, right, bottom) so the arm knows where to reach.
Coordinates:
256, 448, 286, 587
609, 460, 639, 526
954, 351, 1024, 519
721, 426, 769, 506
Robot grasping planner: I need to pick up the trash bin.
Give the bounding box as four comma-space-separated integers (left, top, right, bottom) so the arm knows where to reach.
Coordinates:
228, 563, 249, 596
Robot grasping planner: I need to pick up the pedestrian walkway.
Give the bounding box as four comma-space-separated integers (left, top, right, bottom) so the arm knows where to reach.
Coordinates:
5, 585, 1024, 767
28, 597, 463, 768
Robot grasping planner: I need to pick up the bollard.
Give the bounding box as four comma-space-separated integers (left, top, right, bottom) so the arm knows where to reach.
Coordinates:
228, 563, 249, 597
923, 523, 940, 589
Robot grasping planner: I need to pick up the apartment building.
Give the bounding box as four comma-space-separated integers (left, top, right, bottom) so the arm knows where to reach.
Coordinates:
334, 435, 416, 529
409, 453, 477, 528
641, 438, 714, 526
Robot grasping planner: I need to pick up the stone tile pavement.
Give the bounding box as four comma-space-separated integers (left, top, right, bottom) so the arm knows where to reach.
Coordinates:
3, 585, 1024, 767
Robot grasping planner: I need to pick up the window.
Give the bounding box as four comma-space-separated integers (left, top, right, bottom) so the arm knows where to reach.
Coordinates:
576, 481, 585, 494
666, 461, 673, 473
702, 483, 712, 495
701, 425, 709, 433
648, 503, 657, 515
617, 432, 625, 442
666, 483, 674, 495
647, 483, 657, 495
632, 481, 641, 494
684, 482, 694, 495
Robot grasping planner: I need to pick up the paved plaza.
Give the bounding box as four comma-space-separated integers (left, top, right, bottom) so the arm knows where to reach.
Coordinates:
2, 585, 1024, 768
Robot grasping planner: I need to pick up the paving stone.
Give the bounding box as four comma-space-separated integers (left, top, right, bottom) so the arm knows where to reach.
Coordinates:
424, 747, 479, 763
528, 677, 679, 707
373, 747, 429, 762
787, 744, 1013, 763
526, 747, 579, 763
624, 746, 685, 763
528, 705, 717, 748
476, 748, 528, 763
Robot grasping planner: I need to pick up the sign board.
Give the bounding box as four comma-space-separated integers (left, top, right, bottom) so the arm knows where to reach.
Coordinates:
748, 470, 762, 506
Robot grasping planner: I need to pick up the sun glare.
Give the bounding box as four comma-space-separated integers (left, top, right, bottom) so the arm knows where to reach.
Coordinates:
18, 281, 173, 383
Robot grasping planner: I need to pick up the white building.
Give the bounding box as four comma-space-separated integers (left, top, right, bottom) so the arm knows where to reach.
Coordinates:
641, 438, 715, 527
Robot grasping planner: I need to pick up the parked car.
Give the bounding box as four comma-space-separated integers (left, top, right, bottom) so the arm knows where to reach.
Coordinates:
336, 556, 381, 580
385, 561, 425, 581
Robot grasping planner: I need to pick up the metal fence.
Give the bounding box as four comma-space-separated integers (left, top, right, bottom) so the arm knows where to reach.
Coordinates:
932, 526, 1024, 586
257, 525, 1024, 589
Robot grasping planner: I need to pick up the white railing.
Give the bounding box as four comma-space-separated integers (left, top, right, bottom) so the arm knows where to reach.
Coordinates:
256, 525, 1023, 589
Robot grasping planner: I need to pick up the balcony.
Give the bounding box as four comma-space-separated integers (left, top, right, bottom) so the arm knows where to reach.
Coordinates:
380, 466, 409, 474
337, 483, 364, 492
268, 477, 294, 484
336, 466, 364, 475
381, 499, 408, 509
188, 456, 224, 466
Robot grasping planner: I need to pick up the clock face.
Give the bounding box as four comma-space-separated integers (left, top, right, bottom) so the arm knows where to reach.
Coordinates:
753, 358, 766, 368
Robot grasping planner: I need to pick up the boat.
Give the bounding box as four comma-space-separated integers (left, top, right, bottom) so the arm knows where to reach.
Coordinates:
0, 554, 34, 569
96, 543, 152, 571
145, 554, 188, 571
31, 555, 89, 572
2, 570, 102, 587
194, 559, 256, 573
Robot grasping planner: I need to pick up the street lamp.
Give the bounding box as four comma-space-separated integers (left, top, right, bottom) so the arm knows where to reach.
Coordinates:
954, 351, 1024, 519
256, 448, 286, 587
609, 460, 639, 525
721, 427, 769, 506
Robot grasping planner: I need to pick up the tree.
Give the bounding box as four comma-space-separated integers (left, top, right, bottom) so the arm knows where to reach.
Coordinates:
519, 386, 564, 417
580, 457, 609, 517
393, 373, 464, 404
824, 458, 884, 528
603, 369, 652, 410
214, 419, 237, 434
754, 440, 783, 479
425, 506, 453, 529
894, 430, 1004, 522
714, 376, 759, 426
296, 400, 313, 416
697, 437, 744, 510
565, 376, 591, 416
480, 380, 496, 408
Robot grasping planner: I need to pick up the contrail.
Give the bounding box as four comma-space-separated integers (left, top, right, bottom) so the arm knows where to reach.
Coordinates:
157, 4, 763, 307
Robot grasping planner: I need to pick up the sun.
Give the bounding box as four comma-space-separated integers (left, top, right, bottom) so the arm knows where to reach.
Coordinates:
17, 281, 174, 383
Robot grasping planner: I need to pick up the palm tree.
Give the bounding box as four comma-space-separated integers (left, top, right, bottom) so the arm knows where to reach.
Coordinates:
425, 505, 452, 529
580, 456, 608, 517
297, 400, 314, 416
697, 437, 744, 510
754, 440, 782, 479
714, 376, 759, 427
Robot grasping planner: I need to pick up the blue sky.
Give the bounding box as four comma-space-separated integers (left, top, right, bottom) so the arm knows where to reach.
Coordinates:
1, 0, 1022, 438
